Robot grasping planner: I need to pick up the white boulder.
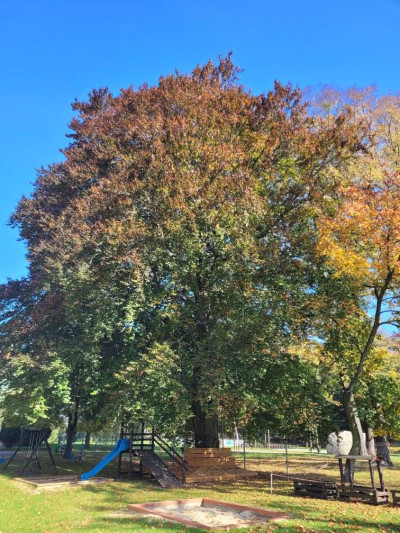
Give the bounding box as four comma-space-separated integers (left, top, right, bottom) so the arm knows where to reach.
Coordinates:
326, 431, 354, 455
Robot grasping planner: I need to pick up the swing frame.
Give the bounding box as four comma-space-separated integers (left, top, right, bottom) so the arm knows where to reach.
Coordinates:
4, 428, 58, 476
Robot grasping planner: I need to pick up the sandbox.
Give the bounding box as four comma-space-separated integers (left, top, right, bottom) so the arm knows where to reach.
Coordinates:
127, 498, 288, 530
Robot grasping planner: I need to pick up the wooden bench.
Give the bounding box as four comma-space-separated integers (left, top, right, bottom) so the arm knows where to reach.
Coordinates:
391, 490, 400, 505
293, 480, 338, 499
339, 484, 389, 505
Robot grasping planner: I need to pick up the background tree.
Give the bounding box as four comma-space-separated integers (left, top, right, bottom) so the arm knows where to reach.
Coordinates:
243, 347, 337, 445
356, 334, 400, 464
0, 279, 70, 429
316, 89, 400, 456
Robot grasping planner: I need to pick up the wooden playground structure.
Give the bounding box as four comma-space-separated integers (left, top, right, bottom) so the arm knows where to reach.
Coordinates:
116, 426, 257, 486
182, 448, 258, 483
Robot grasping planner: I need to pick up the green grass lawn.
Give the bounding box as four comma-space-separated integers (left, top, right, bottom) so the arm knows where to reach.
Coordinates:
1, 451, 400, 532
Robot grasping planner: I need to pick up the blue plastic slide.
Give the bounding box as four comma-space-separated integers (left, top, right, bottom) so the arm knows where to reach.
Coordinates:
80, 438, 130, 480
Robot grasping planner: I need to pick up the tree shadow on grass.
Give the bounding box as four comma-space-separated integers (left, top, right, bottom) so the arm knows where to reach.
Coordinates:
271, 515, 400, 533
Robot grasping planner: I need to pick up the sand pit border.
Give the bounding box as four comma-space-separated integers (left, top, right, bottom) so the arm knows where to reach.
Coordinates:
127, 497, 288, 530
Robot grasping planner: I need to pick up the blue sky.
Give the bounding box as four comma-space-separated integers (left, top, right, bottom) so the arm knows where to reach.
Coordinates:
1, 0, 400, 283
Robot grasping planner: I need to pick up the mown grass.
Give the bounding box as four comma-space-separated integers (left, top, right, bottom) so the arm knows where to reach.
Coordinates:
1, 451, 400, 532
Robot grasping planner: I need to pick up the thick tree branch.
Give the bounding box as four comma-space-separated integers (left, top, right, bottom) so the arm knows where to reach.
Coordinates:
349, 268, 395, 391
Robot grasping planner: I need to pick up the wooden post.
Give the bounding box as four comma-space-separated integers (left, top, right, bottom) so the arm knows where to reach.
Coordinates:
345, 458, 354, 488
4, 432, 28, 470
377, 459, 385, 489
118, 424, 123, 477
368, 459, 376, 489
44, 439, 58, 475
285, 439, 289, 477
139, 422, 144, 478
243, 438, 246, 470
129, 430, 133, 478
181, 449, 186, 485
267, 430, 270, 449
338, 458, 345, 487
140, 421, 145, 450
117, 448, 122, 477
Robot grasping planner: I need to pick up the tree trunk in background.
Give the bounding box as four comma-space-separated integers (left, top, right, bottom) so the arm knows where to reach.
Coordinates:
366, 427, 375, 456
84, 431, 91, 450
192, 401, 219, 448
64, 403, 79, 458
375, 435, 393, 466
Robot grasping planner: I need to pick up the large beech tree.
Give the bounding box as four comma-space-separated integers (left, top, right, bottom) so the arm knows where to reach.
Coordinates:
3, 57, 363, 447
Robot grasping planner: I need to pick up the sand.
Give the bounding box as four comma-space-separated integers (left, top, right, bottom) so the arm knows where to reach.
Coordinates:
143, 503, 267, 528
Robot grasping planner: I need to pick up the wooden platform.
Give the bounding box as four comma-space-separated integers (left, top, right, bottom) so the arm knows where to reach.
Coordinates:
177, 448, 258, 484
184, 448, 235, 466
184, 468, 258, 483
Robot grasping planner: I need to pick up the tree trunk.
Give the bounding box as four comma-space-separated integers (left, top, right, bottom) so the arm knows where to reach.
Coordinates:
343, 388, 367, 481
84, 431, 91, 450
64, 404, 79, 458
191, 401, 219, 448
375, 435, 393, 466
343, 388, 367, 455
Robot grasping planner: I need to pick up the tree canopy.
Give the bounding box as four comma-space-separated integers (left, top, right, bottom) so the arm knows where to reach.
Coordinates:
1, 56, 398, 450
